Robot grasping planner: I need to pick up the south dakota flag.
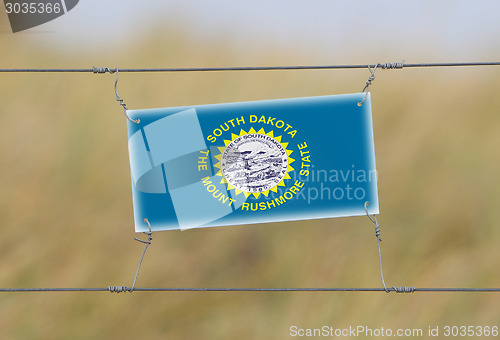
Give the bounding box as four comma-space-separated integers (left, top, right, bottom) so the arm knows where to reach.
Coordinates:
126, 93, 379, 232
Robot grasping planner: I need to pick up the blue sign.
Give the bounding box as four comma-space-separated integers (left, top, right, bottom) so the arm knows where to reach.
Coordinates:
126, 93, 379, 232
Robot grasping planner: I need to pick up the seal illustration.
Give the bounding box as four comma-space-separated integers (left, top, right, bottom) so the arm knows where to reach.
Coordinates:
221, 133, 289, 193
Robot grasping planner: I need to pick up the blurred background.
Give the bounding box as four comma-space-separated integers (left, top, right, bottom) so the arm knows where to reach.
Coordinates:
0, 1, 499, 339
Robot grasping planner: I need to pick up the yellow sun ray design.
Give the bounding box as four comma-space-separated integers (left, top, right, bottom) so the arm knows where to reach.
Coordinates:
213, 128, 295, 199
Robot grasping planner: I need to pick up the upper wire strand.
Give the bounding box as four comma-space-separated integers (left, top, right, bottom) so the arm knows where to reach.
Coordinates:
2, 61, 500, 73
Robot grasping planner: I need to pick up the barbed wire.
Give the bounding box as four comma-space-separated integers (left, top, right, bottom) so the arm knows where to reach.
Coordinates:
0, 287, 499, 293
0, 61, 499, 73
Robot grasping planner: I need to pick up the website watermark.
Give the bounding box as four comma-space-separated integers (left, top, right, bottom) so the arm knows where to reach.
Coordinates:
289, 325, 499, 337
269, 166, 378, 204
3, 0, 79, 32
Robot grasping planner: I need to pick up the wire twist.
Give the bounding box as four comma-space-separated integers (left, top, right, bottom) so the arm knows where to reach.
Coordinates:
391, 286, 415, 293
92, 67, 115, 74
380, 61, 404, 69
108, 286, 129, 293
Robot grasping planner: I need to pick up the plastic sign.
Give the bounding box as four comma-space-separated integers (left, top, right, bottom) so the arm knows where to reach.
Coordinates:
126, 93, 379, 232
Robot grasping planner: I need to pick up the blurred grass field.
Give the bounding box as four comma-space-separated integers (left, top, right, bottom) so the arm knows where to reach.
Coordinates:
1, 17, 500, 340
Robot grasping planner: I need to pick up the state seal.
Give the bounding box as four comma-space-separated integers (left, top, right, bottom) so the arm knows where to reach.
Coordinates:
213, 127, 295, 198
221, 133, 288, 193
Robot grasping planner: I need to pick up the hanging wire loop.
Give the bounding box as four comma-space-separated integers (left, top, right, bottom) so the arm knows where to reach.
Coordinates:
113, 68, 140, 124
364, 201, 415, 294
358, 60, 404, 106
364, 201, 388, 292
107, 219, 153, 294
92, 67, 139, 124
358, 64, 379, 106
129, 218, 154, 293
